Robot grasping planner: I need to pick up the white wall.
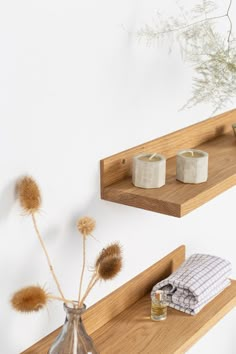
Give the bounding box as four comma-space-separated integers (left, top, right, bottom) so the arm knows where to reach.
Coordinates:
0, 0, 235, 353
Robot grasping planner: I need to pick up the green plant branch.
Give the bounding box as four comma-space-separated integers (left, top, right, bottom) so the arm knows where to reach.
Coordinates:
226, 0, 233, 49
143, 14, 227, 38
139, 0, 233, 43
138, 0, 236, 111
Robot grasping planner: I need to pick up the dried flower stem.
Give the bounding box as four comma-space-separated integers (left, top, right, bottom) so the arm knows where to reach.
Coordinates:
48, 295, 74, 305
31, 213, 66, 301
78, 235, 86, 302
79, 272, 98, 307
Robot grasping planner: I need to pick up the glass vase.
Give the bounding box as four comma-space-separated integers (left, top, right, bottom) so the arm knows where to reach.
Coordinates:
48, 302, 98, 354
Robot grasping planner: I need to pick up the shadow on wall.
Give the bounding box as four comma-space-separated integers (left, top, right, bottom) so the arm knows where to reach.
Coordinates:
0, 179, 17, 221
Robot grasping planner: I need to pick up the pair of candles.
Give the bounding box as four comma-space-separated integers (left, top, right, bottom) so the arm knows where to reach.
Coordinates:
132, 149, 208, 189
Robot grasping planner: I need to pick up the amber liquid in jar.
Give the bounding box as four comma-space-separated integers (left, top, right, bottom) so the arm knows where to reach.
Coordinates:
151, 290, 167, 321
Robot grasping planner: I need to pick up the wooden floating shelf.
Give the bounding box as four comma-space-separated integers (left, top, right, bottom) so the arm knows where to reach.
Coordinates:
100, 109, 236, 217
23, 246, 236, 354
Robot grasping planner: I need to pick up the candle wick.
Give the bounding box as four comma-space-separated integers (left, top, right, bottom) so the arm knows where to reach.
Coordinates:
149, 153, 157, 160
190, 151, 194, 157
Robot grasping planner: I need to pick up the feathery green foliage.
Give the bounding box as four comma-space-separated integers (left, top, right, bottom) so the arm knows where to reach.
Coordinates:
137, 0, 236, 112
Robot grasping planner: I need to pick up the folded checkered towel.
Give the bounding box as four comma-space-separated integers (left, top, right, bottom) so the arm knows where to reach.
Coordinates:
151, 253, 232, 315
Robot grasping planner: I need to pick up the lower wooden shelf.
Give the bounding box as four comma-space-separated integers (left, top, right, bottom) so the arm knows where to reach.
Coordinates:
22, 246, 236, 354
93, 282, 236, 354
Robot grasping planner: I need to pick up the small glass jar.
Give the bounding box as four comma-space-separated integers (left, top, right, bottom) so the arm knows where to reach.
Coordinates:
151, 290, 167, 321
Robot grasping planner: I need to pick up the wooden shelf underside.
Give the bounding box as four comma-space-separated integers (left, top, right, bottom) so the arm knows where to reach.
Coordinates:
103, 133, 236, 217
101, 109, 236, 217
23, 246, 236, 354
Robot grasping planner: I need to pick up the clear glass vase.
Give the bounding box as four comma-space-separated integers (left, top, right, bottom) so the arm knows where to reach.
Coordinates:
48, 302, 98, 354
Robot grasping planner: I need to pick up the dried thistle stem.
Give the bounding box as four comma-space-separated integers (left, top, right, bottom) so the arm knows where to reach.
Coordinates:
79, 272, 98, 307
48, 295, 74, 305
78, 235, 86, 302
31, 213, 66, 301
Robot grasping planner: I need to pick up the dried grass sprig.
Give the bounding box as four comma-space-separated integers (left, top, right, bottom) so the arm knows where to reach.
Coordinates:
17, 177, 41, 214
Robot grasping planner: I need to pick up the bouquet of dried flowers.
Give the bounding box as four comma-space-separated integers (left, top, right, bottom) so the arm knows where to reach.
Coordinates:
11, 176, 122, 313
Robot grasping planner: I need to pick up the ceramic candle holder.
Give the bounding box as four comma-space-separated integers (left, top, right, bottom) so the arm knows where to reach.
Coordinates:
132, 153, 166, 189
176, 149, 208, 184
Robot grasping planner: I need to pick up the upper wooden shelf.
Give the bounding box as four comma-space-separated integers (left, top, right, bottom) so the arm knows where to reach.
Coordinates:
23, 246, 236, 354
100, 109, 236, 217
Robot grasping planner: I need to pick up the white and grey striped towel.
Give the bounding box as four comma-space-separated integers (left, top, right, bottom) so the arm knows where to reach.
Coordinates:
151, 253, 232, 315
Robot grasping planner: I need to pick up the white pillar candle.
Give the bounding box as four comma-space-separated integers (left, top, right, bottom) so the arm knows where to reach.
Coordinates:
132, 153, 166, 188
176, 149, 208, 184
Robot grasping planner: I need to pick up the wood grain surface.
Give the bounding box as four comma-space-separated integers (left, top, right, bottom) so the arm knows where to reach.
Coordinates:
101, 109, 236, 217
22, 246, 185, 353
93, 282, 236, 354
101, 108, 236, 190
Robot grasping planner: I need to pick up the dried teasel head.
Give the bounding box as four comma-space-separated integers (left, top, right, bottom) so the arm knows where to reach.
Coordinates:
77, 216, 96, 237
97, 255, 122, 281
95, 242, 122, 268
96, 243, 122, 281
11, 286, 48, 313
17, 176, 41, 214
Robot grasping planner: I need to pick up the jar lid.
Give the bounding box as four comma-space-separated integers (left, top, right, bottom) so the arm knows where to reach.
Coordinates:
155, 290, 164, 301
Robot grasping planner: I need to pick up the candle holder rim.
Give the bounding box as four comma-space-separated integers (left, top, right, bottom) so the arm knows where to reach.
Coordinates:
133, 153, 166, 161
177, 149, 208, 158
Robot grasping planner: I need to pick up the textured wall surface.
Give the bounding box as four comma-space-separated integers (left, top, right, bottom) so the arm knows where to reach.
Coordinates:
0, 0, 235, 353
